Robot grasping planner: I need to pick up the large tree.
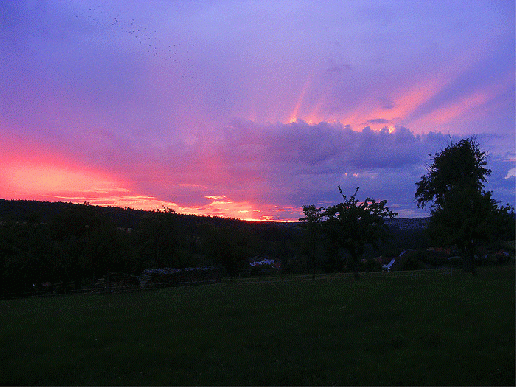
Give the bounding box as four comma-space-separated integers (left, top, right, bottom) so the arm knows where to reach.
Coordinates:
415, 138, 514, 274
302, 187, 396, 278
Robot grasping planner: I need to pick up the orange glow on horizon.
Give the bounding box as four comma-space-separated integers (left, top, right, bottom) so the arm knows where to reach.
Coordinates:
2, 162, 127, 196
0, 130, 298, 221
0, 158, 296, 221
200, 195, 273, 221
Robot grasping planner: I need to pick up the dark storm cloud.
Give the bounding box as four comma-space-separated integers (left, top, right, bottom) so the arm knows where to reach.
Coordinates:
196, 120, 454, 211
220, 120, 440, 170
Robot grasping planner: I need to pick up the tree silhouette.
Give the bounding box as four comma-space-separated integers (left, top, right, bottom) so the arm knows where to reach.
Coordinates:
325, 187, 396, 278
302, 187, 396, 279
415, 138, 514, 274
300, 205, 325, 279
200, 223, 250, 279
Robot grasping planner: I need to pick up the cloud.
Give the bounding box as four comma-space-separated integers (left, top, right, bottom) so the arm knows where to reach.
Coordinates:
405, 37, 515, 133
366, 118, 390, 124
164, 121, 511, 218
220, 120, 442, 171
1, 0, 513, 220
138, 121, 454, 215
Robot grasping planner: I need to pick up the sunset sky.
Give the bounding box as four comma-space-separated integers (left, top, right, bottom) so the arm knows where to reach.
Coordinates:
1, 0, 514, 220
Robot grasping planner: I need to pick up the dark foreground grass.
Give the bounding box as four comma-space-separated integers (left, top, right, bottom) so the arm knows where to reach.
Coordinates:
1, 266, 514, 385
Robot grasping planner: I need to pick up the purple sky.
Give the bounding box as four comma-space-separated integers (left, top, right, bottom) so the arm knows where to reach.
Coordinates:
1, 0, 514, 220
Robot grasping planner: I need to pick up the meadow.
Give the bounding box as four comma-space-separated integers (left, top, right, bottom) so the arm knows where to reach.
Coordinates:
1, 265, 514, 385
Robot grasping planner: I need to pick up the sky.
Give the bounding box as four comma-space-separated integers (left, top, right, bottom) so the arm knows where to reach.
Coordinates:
1, 0, 514, 221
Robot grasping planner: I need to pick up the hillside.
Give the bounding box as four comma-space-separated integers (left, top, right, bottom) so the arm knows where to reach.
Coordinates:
0, 199, 431, 231
0, 199, 437, 298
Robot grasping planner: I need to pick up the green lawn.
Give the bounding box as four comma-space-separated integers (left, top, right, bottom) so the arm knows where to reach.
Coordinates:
1, 266, 514, 385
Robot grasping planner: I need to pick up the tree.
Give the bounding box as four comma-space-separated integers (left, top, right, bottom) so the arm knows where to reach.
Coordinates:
136, 208, 179, 269
415, 138, 514, 274
300, 205, 325, 279
302, 187, 396, 279
49, 202, 121, 288
325, 187, 396, 278
200, 223, 250, 279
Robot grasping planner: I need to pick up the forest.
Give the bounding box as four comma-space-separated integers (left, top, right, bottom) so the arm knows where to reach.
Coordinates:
0, 198, 434, 297
1, 196, 512, 298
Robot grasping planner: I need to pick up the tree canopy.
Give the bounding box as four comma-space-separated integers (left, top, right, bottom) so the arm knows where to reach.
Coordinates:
301, 187, 396, 278
415, 137, 514, 274
415, 138, 491, 209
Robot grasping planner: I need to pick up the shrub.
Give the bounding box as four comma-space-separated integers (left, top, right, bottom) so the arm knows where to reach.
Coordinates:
421, 250, 449, 267
360, 258, 382, 272
394, 250, 427, 271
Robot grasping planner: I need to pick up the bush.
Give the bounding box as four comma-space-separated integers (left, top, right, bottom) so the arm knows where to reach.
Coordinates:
446, 256, 463, 268
360, 258, 382, 272
418, 250, 451, 267
394, 250, 427, 271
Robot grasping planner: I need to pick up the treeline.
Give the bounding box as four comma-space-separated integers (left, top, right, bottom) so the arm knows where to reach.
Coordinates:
0, 199, 436, 297
0, 200, 303, 297
1, 196, 512, 298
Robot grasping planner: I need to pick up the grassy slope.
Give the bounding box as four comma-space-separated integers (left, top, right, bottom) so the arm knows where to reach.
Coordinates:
1, 266, 514, 386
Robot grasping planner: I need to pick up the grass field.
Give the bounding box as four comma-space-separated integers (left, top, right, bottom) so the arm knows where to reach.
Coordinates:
1, 265, 514, 385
